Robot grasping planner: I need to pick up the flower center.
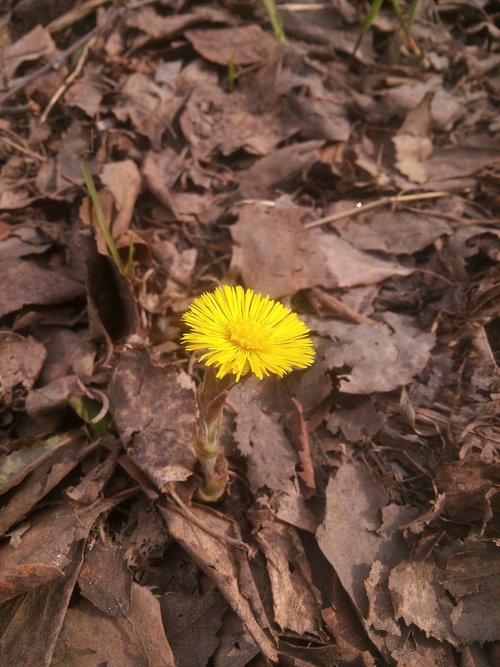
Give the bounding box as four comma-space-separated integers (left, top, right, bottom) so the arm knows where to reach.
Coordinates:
228, 319, 268, 352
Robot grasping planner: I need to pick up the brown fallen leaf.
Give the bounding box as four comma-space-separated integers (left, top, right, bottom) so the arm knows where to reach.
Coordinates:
436, 456, 500, 524
160, 501, 278, 663
64, 64, 104, 117
78, 538, 132, 617
309, 312, 435, 394
237, 141, 323, 198
108, 348, 197, 488
113, 73, 183, 149
317, 461, 407, 619
0, 260, 84, 319
231, 378, 318, 532
100, 159, 142, 239
332, 207, 451, 254
0, 435, 97, 535
52, 582, 176, 667
0, 544, 84, 667
0, 498, 112, 604
1, 25, 57, 80
443, 544, 500, 644
180, 83, 296, 160
0, 431, 81, 497
393, 92, 434, 184
230, 199, 412, 298
213, 611, 259, 667
185, 25, 277, 66
0, 332, 46, 406
125, 6, 233, 42
388, 558, 457, 646
251, 509, 325, 638
160, 590, 227, 667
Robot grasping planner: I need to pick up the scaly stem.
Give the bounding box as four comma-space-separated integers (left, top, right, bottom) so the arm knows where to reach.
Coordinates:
193, 367, 235, 502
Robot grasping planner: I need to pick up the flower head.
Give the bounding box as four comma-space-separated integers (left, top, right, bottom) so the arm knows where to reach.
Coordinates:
182, 285, 315, 381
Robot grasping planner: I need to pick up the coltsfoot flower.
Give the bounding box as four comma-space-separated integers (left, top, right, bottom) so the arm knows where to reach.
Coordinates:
182, 285, 315, 381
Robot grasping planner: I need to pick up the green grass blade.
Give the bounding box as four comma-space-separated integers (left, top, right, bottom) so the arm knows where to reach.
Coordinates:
262, 0, 287, 44
362, 0, 384, 32
79, 157, 123, 273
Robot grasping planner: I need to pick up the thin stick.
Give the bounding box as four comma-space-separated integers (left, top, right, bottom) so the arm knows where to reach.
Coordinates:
40, 38, 95, 124
303, 191, 450, 230
0, 9, 121, 107
46, 0, 110, 34
167, 487, 254, 556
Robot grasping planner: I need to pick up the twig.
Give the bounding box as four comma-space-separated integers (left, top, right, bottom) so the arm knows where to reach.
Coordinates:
167, 486, 254, 556
46, 0, 110, 34
303, 191, 450, 230
0, 9, 122, 107
40, 37, 96, 124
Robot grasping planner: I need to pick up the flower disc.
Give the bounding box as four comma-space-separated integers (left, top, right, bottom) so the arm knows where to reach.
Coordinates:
182, 285, 315, 380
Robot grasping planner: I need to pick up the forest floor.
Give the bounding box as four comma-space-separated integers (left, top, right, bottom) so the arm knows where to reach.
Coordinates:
0, 0, 499, 665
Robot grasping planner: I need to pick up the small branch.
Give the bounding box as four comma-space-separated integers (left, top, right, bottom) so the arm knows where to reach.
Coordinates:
303, 191, 450, 230
0, 8, 122, 107
166, 487, 254, 556
40, 37, 96, 124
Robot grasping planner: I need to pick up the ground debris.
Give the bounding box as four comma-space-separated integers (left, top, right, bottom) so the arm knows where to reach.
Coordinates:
0, 0, 499, 663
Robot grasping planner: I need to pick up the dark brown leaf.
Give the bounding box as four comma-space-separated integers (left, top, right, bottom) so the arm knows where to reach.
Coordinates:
185, 25, 277, 66
0, 261, 84, 319
160, 590, 226, 667
108, 348, 197, 488
78, 539, 132, 617
53, 583, 176, 666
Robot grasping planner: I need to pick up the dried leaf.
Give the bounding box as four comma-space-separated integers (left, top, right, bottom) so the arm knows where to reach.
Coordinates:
53, 583, 176, 666
0, 333, 46, 405
100, 160, 142, 238
0, 499, 112, 603
160, 591, 226, 667
185, 25, 277, 66
78, 539, 132, 617
231, 200, 411, 299
1, 25, 57, 80
160, 502, 278, 663
0, 436, 96, 534
443, 544, 500, 644
108, 348, 197, 488
317, 462, 407, 618
252, 512, 324, 637
388, 559, 457, 645
0, 544, 83, 667
0, 260, 84, 319
310, 312, 435, 394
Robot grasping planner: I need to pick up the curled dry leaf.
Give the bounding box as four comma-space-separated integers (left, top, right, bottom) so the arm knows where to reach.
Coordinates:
100, 159, 142, 239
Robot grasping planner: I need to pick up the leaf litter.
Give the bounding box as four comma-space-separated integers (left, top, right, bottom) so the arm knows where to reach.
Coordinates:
0, 0, 499, 664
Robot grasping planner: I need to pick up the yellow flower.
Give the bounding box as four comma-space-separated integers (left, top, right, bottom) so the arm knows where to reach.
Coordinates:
182, 285, 315, 381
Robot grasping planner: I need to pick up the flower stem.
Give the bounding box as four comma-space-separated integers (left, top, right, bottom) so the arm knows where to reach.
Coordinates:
193, 367, 235, 502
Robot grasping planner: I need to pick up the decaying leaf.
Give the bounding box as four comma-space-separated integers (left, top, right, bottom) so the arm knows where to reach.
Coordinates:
310, 312, 435, 394
0, 499, 112, 604
230, 199, 411, 299
108, 348, 197, 488
52, 583, 176, 667
160, 501, 279, 663
388, 558, 457, 645
160, 590, 227, 667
